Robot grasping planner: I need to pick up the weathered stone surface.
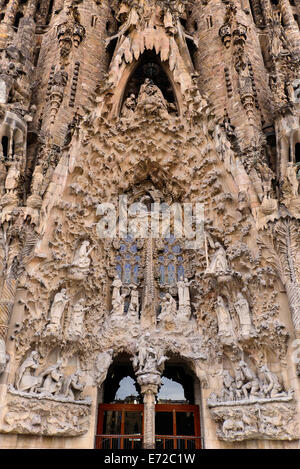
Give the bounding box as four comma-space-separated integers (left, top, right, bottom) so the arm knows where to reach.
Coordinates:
0, 0, 299, 450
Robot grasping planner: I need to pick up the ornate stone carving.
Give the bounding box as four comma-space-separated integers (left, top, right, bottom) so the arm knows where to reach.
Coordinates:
1, 396, 91, 436
234, 292, 254, 339
68, 298, 88, 339
210, 401, 298, 441
45, 289, 69, 335
208, 362, 292, 405
12, 355, 90, 405
69, 240, 93, 280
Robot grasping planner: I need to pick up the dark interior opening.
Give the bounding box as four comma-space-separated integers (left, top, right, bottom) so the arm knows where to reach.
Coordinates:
121, 51, 178, 114
295, 143, 300, 164
103, 354, 142, 404
158, 362, 195, 404
107, 37, 118, 65
186, 37, 197, 68
46, 0, 54, 25
2, 136, 8, 159
14, 12, 23, 29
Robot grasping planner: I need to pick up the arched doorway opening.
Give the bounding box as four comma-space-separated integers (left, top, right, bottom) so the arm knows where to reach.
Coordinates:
95, 355, 202, 449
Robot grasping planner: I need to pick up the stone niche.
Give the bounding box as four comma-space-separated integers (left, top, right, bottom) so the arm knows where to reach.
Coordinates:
0, 393, 91, 437
209, 398, 299, 442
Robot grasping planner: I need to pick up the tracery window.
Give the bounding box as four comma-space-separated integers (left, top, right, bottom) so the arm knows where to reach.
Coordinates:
157, 235, 185, 287
115, 234, 141, 286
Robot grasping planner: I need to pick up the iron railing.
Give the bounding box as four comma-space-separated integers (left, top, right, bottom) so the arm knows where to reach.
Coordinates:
95, 434, 201, 450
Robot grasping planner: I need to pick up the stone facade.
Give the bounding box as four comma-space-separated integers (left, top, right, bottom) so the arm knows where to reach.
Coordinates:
0, 0, 299, 450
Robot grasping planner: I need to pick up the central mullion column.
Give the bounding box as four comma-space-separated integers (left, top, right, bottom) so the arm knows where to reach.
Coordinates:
141, 384, 158, 449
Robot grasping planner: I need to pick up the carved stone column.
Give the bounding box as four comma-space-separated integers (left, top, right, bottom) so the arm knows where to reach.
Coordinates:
141, 384, 158, 450
3, 0, 20, 25
279, 0, 300, 48
286, 282, 300, 330
25, 0, 38, 18
0, 0, 20, 48
0, 278, 17, 372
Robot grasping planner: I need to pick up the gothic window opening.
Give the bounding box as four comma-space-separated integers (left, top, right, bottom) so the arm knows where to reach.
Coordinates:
157, 235, 185, 287
121, 51, 178, 116
115, 234, 141, 287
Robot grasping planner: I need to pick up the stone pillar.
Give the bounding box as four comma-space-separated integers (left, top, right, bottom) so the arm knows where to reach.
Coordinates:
25, 0, 38, 18
0, 278, 17, 372
280, 0, 298, 26
141, 384, 158, 450
3, 0, 19, 25
286, 282, 300, 331
0, 0, 20, 48
280, 0, 300, 49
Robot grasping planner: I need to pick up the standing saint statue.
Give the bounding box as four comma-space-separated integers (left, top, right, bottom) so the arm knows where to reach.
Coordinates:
112, 275, 123, 303
127, 285, 139, 321
216, 296, 235, 344
282, 162, 299, 198
46, 289, 69, 334
68, 298, 88, 338
234, 292, 253, 338
177, 277, 192, 320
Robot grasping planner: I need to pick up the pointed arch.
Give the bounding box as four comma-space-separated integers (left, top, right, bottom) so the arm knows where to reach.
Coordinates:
111, 51, 183, 117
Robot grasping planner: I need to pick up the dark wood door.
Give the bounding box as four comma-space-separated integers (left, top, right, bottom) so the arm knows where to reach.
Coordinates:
96, 403, 144, 449
155, 404, 201, 449
96, 403, 201, 449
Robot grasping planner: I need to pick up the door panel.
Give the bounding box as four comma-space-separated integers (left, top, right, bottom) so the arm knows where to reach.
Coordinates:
96, 403, 201, 449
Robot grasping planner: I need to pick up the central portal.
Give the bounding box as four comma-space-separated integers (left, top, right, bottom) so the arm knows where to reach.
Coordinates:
95, 357, 202, 449
96, 403, 201, 449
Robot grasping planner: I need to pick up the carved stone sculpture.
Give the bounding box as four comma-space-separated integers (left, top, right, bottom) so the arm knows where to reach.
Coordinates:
46, 289, 69, 335
258, 365, 287, 399
282, 163, 299, 198
206, 242, 229, 275
234, 293, 254, 338
158, 293, 177, 326
177, 277, 192, 320
68, 298, 88, 338
36, 360, 64, 397
127, 285, 139, 321
69, 241, 93, 280
15, 351, 40, 393
61, 370, 85, 401
216, 296, 235, 345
